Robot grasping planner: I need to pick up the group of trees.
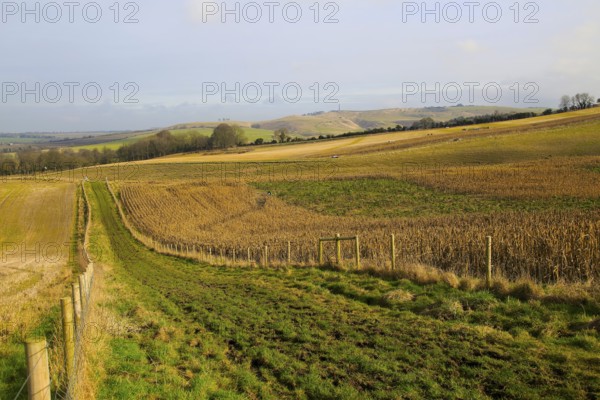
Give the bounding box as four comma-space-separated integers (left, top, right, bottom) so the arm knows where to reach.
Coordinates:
559, 93, 597, 111
386, 112, 538, 132
432, 112, 539, 128
273, 128, 291, 143
1, 124, 249, 174
337, 125, 405, 138
116, 130, 210, 161
209, 124, 247, 149
116, 124, 248, 161
0, 146, 118, 175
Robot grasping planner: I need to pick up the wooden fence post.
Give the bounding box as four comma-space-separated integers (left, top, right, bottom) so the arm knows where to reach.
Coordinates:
88, 264, 94, 286
247, 248, 251, 263
355, 236, 360, 269
287, 241, 291, 264
84, 271, 88, 293
233, 248, 236, 264
318, 240, 323, 264
264, 246, 269, 267
72, 283, 81, 332
78, 275, 87, 310
61, 297, 75, 384
390, 234, 396, 271
25, 339, 51, 400
486, 236, 493, 288
335, 234, 341, 265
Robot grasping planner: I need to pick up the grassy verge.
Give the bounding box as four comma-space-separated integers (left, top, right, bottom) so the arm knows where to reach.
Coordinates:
87, 181, 600, 399
0, 310, 63, 398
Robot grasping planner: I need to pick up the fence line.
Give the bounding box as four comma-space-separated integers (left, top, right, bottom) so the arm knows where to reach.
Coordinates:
106, 178, 508, 279
16, 181, 97, 400
106, 179, 598, 284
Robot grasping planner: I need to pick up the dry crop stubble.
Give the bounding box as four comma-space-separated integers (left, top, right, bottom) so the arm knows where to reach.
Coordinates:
0, 182, 76, 337
117, 181, 599, 283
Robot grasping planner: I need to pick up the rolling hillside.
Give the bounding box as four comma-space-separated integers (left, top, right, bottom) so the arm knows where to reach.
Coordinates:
252, 106, 547, 136
141, 107, 600, 164
61, 105, 548, 152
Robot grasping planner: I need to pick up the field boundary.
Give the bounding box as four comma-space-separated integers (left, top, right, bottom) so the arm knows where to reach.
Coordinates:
105, 178, 246, 265
110, 178, 599, 285
14, 181, 96, 400
107, 178, 329, 268
105, 179, 497, 280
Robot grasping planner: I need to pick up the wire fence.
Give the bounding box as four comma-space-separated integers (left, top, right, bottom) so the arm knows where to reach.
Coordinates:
106, 178, 599, 285
13, 181, 96, 400
106, 179, 494, 278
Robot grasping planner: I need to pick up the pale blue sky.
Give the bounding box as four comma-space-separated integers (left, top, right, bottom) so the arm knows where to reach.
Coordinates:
0, 0, 599, 131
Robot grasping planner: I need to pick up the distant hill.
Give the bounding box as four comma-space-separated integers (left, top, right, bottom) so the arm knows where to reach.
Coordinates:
251, 106, 547, 137
27, 106, 547, 151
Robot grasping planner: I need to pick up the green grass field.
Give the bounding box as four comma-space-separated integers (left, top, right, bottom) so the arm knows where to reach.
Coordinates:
253, 178, 600, 218
74, 137, 149, 151
83, 181, 600, 399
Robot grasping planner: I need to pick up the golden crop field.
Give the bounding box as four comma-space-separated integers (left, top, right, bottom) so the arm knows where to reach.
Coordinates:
116, 180, 599, 283
398, 156, 600, 199
0, 181, 76, 339
104, 109, 600, 285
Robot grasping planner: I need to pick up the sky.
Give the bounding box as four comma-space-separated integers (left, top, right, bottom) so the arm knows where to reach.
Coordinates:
0, 0, 599, 132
